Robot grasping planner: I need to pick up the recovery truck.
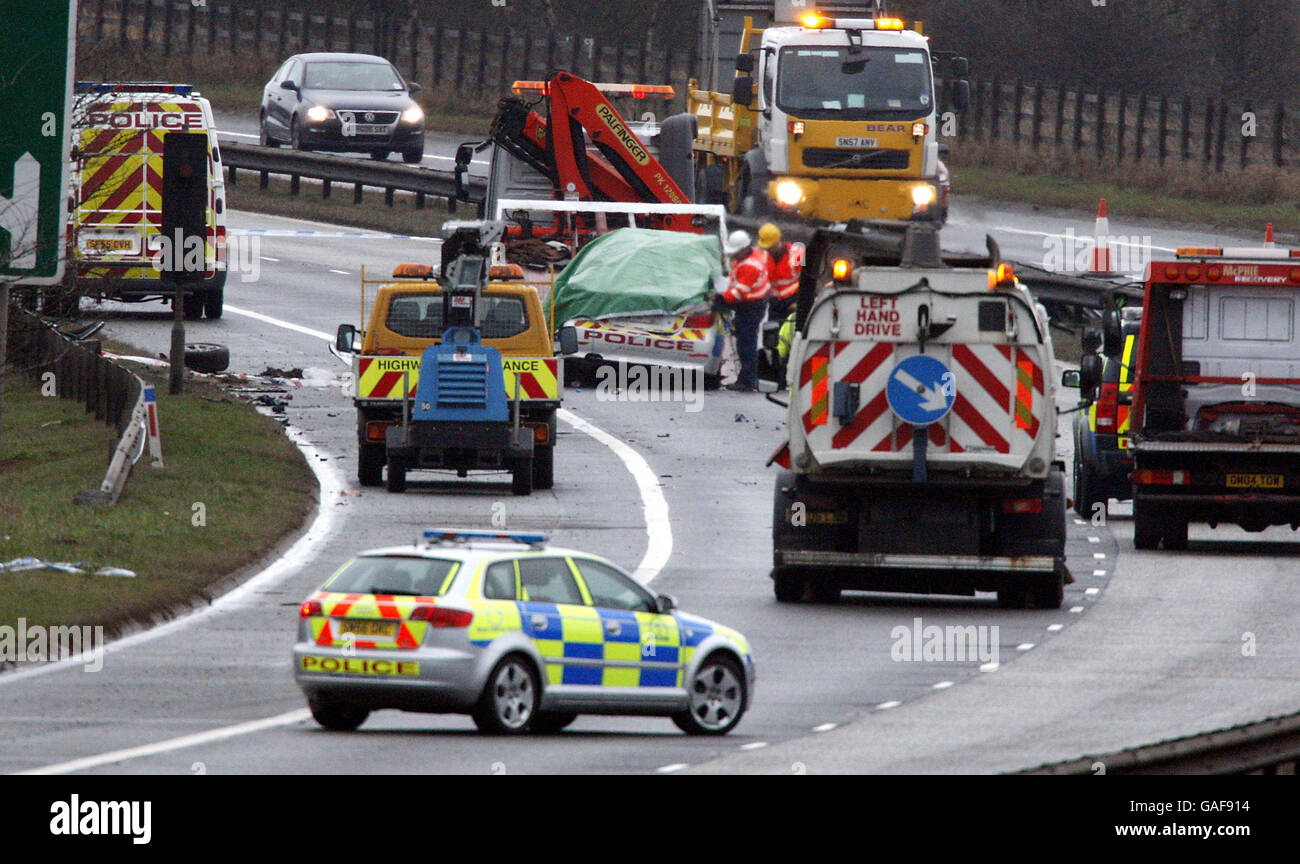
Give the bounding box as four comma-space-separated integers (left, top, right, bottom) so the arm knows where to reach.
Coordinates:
453, 73, 700, 236
335, 223, 575, 495
686, 1, 969, 223
769, 225, 1068, 608
1122, 239, 1300, 549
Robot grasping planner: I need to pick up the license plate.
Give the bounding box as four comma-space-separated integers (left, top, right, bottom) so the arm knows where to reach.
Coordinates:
836, 137, 877, 147
337, 620, 397, 638
807, 511, 849, 525
1225, 473, 1284, 490
355, 124, 388, 135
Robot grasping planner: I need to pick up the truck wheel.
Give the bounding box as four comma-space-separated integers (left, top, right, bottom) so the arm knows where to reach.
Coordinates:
203, 286, 224, 319
997, 581, 1029, 609
1030, 567, 1066, 610
810, 579, 841, 604
511, 459, 534, 496
182, 290, 205, 320
358, 443, 385, 487
184, 343, 230, 374
1133, 497, 1161, 550
1073, 454, 1103, 519
386, 457, 407, 493
772, 567, 806, 603
1163, 517, 1189, 551
531, 446, 554, 490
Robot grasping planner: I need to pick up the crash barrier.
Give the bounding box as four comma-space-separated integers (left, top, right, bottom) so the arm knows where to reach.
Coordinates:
1018, 711, 1300, 775
8, 309, 148, 504
221, 142, 485, 211
79, 1, 690, 113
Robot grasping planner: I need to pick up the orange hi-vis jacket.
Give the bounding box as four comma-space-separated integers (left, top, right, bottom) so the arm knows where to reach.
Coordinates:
724, 247, 773, 303
768, 242, 804, 300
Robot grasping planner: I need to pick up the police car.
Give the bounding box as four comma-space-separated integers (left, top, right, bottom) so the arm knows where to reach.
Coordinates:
293, 530, 755, 735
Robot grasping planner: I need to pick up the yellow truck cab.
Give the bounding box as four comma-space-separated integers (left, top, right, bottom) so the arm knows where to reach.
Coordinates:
337, 260, 564, 494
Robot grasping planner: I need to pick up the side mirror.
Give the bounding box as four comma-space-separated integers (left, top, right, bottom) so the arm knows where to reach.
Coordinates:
557, 325, 579, 357
1101, 307, 1123, 356
1078, 354, 1103, 396
735, 53, 755, 73
1061, 369, 1081, 388
408, 81, 423, 94
280, 80, 298, 92
951, 79, 970, 113
1081, 328, 1102, 355
335, 323, 359, 354
454, 143, 475, 202
761, 320, 782, 350
655, 593, 677, 614
732, 75, 755, 107
952, 57, 970, 77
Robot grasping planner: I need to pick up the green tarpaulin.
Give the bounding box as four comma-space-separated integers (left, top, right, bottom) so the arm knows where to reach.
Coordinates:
551, 228, 722, 324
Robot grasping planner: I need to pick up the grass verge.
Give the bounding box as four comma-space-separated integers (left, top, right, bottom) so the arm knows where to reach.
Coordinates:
0, 369, 316, 641
950, 141, 1300, 237
226, 173, 452, 236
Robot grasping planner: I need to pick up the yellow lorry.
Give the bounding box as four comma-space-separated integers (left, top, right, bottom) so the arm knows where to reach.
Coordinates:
687, 2, 968, 224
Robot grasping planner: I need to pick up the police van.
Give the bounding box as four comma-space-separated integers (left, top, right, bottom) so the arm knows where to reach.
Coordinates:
66, 82, 227, 318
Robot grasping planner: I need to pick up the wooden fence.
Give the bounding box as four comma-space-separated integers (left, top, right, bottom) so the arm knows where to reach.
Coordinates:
79, 0, 1295, 170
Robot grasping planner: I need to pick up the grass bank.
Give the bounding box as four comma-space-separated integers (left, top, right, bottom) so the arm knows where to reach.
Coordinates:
226, 174, 452, 236
950, 141, 1300, 237
0, 369, 316, 642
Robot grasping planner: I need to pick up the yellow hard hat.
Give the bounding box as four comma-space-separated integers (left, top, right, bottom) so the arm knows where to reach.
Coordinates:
757, 223, 781, 249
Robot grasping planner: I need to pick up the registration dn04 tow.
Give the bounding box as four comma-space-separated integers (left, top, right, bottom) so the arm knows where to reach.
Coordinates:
768, 225, 1068, 608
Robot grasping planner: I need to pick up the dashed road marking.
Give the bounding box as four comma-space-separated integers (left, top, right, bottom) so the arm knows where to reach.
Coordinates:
1047, 624, 1064, 632
812, 722, 837, 732
740, 741, 768, 751
329, 268, 349, 275
1069, 606, 1084, 614
980, 662, 1000, 672
1017, 643, 1035, 651
1085, 587, 1101, 595
933, 681, 954, 690
656, 763, 689, 774
1093, 569, 1106, 577
875, 701, 901, 711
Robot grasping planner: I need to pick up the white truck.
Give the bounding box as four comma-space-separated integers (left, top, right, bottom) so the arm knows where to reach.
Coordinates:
770, 225, 1068, 608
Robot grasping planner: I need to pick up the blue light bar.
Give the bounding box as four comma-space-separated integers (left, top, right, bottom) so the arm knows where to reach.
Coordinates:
423, 529, 550, 546
75, 82, 194, 96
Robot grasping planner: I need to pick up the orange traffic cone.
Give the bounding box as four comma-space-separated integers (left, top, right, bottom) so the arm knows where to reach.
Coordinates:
1264, 222, 1275, 248
1090, 199, 1112, 273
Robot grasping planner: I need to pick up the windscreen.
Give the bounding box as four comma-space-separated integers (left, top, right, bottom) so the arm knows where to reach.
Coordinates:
385, 293, 529, 339
777, 46, 932, 119
303, 61, 405, 91
324, 556, 457, 596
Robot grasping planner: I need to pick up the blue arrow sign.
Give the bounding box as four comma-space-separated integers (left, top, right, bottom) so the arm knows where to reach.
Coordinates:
886, 354, 956, 425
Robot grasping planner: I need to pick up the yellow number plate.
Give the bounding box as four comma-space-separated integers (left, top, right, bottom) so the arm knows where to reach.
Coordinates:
1225, 474, 1284, 490
337, 620, 397, 638
86, 239, 135, 251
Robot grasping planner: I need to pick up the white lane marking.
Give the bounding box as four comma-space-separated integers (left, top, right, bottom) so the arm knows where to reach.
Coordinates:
1016, 643, 1035, 651
988, 223, 1178, 253
980, 662, 999, 672
1092, 569, 1106, 577
0, 426, 344, 689
16, 709, 311, 775
1085, 587, 1101, 595
740, 741, 768, 751
1069, 606, 1084, 614
219, 130, 258, 140
1072, 518, 1087, 525
260, 256, 280, 262
1087, 536, 1100, 543
1093, 552, 1107, 559
1047, 624, 1064, 632
558, 409, 672, 585
932, 681, 954, 690
812, 722, 836, 732
329, 269, 349, 275
875, 701, 901, 711
656, 763, 689, 774
223, 304, 336, 342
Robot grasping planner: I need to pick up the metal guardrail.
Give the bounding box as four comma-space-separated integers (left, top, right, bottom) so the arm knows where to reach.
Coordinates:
1017, 711, 1300, 775
219, 141, 484, 208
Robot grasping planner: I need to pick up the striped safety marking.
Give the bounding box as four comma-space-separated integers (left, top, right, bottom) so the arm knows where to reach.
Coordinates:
356, 356, 560, 400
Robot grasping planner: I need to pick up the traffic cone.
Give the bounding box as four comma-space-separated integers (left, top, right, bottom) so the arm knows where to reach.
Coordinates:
1090, 199, 1112, 273
1264, 222, 1275, 248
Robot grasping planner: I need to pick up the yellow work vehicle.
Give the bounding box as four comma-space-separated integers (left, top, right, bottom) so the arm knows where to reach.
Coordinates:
686, 1, 968, 224
334, 224, 576, 494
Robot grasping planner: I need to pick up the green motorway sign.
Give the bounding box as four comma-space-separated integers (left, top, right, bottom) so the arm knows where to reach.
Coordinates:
0, 1, 77, 284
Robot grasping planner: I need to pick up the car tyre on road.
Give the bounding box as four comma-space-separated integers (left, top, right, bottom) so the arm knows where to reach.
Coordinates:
472, 654, 539, 734
184, 342, 230, 374
259, 114, 279, 147
308, 694, 369, 731
369, 150, 390, 161
672, 653, 747, 735
529, 712, 576, 734
402, 146, 423, 164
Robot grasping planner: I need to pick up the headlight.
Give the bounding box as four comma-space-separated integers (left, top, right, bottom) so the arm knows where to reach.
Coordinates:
775, 180, 804, 207
401, 105, 425, 124
911, 184, 936, 207
306, 106, 333, 123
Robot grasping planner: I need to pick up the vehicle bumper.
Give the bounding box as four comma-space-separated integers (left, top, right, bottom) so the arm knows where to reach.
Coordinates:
298, 121, 424, 152
293, 644, 481, 711
386, 422, 534, 469
767, 176, 940, 222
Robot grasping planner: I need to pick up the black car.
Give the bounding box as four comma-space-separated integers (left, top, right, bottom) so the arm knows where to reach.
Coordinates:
260, 53, 425, 163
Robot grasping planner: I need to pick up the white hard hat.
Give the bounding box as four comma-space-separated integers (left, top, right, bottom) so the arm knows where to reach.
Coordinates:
724, 230, 752, 255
